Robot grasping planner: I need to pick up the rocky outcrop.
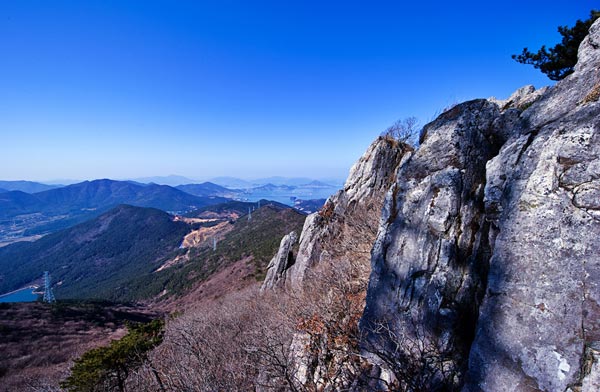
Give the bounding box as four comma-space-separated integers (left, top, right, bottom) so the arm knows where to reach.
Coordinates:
361, 98, 508, 390
261, 231, 298, 290
262, 137, 408, 291
259, 136, 408, 391
465, 19, 600, 392
285, 137, 409, 287
361, 18, 600, 392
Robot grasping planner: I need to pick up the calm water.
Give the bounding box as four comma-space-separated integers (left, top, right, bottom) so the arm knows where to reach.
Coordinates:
0, 288, 39, 303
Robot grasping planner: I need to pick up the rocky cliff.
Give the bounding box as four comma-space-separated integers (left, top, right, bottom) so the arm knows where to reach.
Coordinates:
265, 136, 409, 290
360, 18, 600, 392
260, 136, 408, 389
466, 19, 600, 392
261, 231, 298, 290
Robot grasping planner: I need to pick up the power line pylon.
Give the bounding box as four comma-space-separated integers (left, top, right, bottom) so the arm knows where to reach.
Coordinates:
43, 271, 56, 303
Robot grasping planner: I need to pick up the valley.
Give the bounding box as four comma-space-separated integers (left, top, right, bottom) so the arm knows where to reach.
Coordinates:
2, 2, 599, 391
0, 197, 309, 302
0, 212, 87, 248
0, 193, 310, 390
0, 179, 331, 247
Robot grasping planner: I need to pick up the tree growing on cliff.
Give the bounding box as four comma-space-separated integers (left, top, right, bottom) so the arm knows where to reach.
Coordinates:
382, 116, 420, 145
512, 10, 600, 80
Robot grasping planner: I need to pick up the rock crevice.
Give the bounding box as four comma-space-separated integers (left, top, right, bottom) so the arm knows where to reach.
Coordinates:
261, 231, 298, 291
259, 19, 600, 392
358, 18, 600, 392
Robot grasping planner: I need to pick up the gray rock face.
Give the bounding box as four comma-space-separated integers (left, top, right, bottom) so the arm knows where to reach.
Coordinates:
361, 99, 508, 390
489, 84, 549, 113
260, 231, 298, 290
465, 20, 600, 392
258, 136, 408, 391
361, 19, 600, 392
285, 136, 409, 287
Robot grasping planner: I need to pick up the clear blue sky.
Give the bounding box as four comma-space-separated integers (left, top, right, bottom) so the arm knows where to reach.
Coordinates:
0, 1, 597, 182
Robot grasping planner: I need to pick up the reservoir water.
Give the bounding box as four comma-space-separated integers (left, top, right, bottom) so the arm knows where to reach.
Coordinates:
0, 288, 39, 303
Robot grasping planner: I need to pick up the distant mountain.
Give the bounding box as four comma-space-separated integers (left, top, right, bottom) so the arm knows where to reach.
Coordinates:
176, 182, 242, 198
236, 182, 339, 206
0, 191, 45, 218
41, 179, 81, 185
0, 205, 190, 300
32, 179, 226, 214
0, 180, 58, 193
252, 183, 296, 192
208, 176, 344, 189
251, 176, 317, 186
128, 203, 307, 300
208, 176, 254, 189
301, 180, 337, 188
130, 175, 199, 186
0, 179, 230, 245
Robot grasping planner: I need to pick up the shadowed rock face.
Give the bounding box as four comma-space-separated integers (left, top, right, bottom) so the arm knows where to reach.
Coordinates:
261, 231, 298, 290
361, 99, 508, 390
465, 20, 600, 392
361, 18, 600, 392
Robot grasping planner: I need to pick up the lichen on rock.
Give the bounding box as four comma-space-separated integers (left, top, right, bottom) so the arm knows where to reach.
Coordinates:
360, 18, 600, 392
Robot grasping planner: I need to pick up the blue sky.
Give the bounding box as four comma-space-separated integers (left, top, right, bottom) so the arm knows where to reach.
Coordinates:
0, 1, 597, 182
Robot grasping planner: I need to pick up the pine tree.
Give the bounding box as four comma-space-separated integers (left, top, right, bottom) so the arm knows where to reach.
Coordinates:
513, 10, 600, 80
61, 320, 164, 392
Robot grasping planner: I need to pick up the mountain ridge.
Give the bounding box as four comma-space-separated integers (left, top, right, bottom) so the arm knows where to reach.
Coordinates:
0, 179, 231, 246
0, 179, 230, 219
175, 182, 240, 197
0, 204, 190, 300
128, 175, 199, 186
0, 180, 58, 193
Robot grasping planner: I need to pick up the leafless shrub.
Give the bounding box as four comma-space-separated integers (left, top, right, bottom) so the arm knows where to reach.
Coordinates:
382, 117, 420, 145
271, 257, 372, 391
362, 317, 457, 392
582, 82, 600, 104
130, 288, 305, 391
127, 254, 374, 392
21, 376, 65, 392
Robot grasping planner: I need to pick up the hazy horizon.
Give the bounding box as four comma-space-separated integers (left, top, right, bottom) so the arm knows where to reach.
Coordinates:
1, 1, 596, 181
0, 174, 347, 187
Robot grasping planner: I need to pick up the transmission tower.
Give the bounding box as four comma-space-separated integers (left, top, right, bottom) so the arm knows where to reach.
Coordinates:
43, 271, 56, 303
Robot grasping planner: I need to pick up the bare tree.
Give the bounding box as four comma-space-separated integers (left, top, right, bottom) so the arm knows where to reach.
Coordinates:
127, 287, 307, 392
125, 256, 375, 392
382, 117, 420, 145
362, 317, 457, 392
115, 237, 383, 391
